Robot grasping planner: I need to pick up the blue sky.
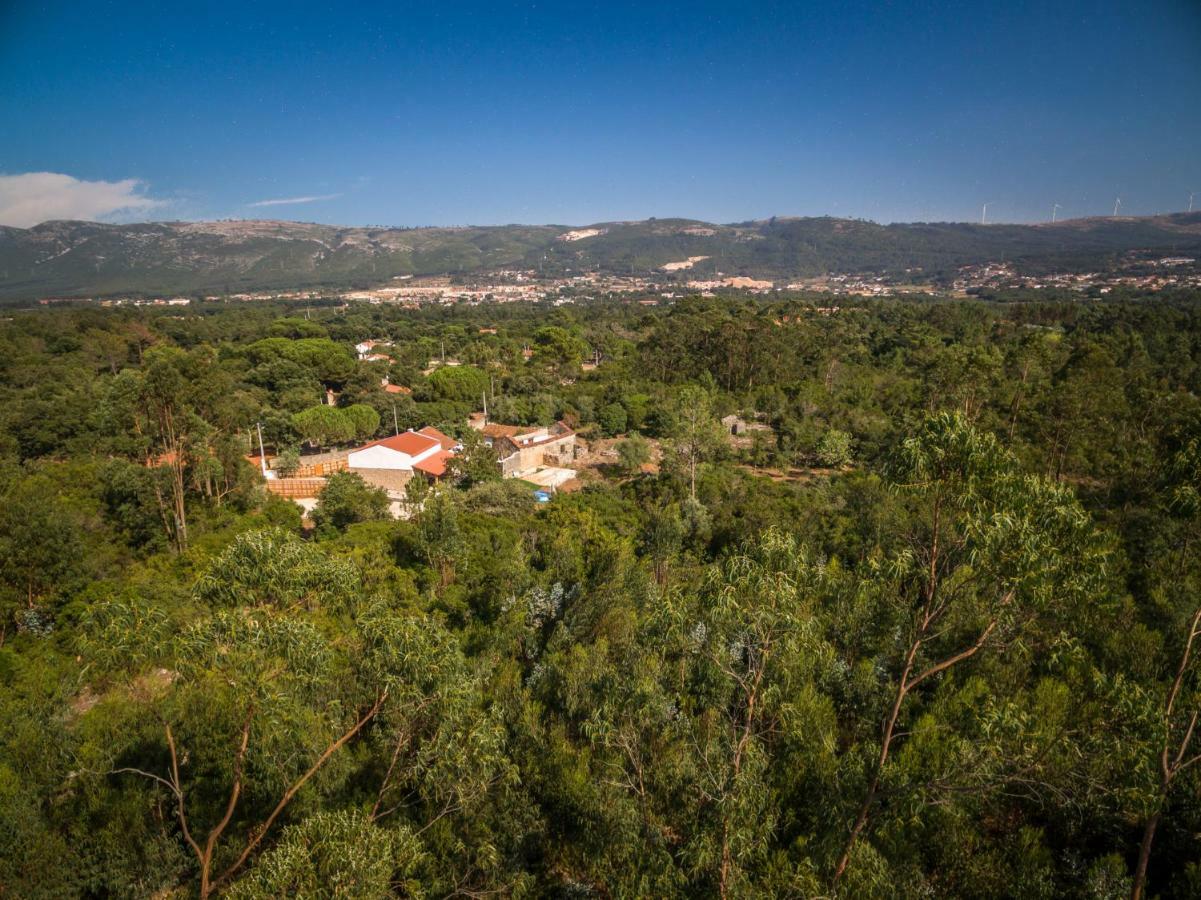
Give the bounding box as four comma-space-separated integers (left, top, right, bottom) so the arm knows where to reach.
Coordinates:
1, 0, 1198, 226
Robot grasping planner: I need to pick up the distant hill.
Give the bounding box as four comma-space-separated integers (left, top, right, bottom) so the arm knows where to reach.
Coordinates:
2, 213, 1200, 302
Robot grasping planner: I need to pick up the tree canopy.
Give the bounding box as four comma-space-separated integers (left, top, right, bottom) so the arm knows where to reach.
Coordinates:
1, 292, 1201, 897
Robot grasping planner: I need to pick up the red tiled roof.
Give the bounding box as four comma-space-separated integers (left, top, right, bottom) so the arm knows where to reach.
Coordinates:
491, 421, 575, 454
416, 426, 456, 451
412, 449, 452, 477
383, 384, 412, 394
357, 431, 440, 457
481, 423, 527, 439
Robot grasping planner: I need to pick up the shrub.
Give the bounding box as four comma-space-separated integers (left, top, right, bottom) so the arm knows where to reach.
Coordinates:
816, 428, 853, 468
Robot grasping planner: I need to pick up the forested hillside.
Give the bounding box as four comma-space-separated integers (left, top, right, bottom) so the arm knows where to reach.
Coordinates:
3, 213, 1201, 301
2, 292, 1201, 897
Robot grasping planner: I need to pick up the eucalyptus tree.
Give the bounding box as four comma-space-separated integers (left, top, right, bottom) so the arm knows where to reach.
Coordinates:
356, 604, 520, 896
80, 531, 383, 899
100, 346, 244, 551
415, 491, 463, 589
0, 470, 84, 637
830, 413, 1105, 888
663, 385, 726, 501
664, 528, 835, 897
223, 809, 425, 899
1131, 436, 1201, 900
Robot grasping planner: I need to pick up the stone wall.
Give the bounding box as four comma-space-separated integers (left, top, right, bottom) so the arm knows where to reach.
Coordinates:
350, 467, 413, 495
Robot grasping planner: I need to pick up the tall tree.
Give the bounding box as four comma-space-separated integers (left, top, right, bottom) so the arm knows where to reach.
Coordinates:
663, 386, 725, 500
84, 535, 387, 899
1131, 437, 1201, 900
677, 529, 832, 897
832, 413, 1103, 886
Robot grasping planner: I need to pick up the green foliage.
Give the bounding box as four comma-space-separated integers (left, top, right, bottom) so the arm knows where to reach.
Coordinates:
414, 491, 462, 588
598, 401, 629, 436
225, 810, 424, 899
3, 295, 1201, 898
273, 446, 301, 477
0, 470, 86, 630
533, 325, 587, 368
194, 528, 360, 612
617, 431, 651, 474
311, 472, 390, 533
245, 338, 356, 385
291, 405, 357, 447
343, 403, 382, 440
427, 365, 489, 403
662, 385, 726, 499
0, 764, 78, 898
447, 429, 500, 488
816, 427, 853, 467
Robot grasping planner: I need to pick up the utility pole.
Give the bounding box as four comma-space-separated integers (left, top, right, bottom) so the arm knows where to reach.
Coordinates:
255, 422, 268, 476
482, 390, 489, 426
392, 404, 399, 436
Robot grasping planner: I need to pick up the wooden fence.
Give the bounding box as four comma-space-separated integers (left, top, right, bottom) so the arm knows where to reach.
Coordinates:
292, 458, 347, 478
264, 477, 328, 498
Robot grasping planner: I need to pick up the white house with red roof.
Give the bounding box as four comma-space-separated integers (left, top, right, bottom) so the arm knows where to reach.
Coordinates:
347, 427, 458, 488
355, 339, 389, 360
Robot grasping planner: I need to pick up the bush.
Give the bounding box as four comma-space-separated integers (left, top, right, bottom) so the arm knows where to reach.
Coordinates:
273, 447, 300, 477
617, 432, 651, 474
311, 472, 390, 533
598, 402, 628, 436
816, 428, 853, 468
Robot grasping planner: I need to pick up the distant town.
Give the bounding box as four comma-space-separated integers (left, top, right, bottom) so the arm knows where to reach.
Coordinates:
37, 251, 1201, 310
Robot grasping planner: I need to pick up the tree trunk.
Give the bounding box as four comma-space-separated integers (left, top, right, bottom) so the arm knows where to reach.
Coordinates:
832, 636, 920, 884
1133, 606, 1201, 900
1131, 810, 1161, 900
1007, 359, 1031, 440
718, 656, 766, 900
208, 692, 386, 893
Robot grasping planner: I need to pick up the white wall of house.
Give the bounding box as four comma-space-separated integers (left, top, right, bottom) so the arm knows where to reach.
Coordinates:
347, 442, 439, 471
349, 445, 411, 470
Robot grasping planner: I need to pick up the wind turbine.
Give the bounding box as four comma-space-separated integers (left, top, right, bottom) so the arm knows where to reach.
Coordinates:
1052, 203, 1062, 223
1113, 197, 1122, 217
1190, 192, 1195, 214
980, 203, 988, 225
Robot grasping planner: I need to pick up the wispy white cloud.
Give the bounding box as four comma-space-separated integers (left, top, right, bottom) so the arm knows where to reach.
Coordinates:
247, 193, 342, 208
0, 172, 167, 227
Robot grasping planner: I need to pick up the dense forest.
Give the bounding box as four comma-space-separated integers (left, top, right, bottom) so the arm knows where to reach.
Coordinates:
3, 213, 1201, 301
2, 291, 1201, 898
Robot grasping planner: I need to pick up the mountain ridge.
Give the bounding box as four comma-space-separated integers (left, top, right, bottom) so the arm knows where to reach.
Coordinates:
3, 213, 1200, 301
